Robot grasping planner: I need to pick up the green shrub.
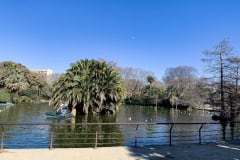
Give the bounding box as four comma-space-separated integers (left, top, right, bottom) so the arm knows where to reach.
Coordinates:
0, 88, 10, 103
18, 96, 32, 102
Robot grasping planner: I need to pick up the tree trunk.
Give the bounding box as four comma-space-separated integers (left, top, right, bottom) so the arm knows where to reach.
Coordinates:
83, 103, 88, 114
71, 108, 76, 116
220, 51, 226, 119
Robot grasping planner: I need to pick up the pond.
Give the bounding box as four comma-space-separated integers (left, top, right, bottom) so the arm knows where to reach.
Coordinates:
0, 103, 238, 148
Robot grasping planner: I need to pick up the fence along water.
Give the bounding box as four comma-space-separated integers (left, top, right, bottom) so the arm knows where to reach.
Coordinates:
0, 122, 240, 149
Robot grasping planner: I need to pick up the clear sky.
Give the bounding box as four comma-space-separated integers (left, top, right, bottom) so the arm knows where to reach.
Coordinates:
1, 0, 240, 80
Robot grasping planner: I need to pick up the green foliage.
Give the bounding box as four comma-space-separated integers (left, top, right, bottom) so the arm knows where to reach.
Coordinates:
142, 85, 163, 97
40, 85, 51, 100
20, 89, 37, 97
147, 76, 155, 84
50, 59, 126, 114
18, 96, 32, 102
125, 85, 165, 106
0, 88, 10, 102
0, 61, 46, 91
0, 61, 48, 102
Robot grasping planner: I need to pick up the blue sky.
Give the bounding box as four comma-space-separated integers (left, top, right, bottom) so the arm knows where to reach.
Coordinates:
0, 0, 240, 80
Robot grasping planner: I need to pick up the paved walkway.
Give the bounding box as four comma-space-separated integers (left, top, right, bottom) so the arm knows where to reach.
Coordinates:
0, 142, 240, 160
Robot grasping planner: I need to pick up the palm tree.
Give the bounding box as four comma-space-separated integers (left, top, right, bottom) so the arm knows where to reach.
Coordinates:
1, 62, 28, 101
165, 86, 181, 109
147, 76, 155, 88
0, 61, 46, 102
50, 59, 125, 114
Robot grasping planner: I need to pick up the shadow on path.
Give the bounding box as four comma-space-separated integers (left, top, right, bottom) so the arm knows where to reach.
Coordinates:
127, 142, 240, 160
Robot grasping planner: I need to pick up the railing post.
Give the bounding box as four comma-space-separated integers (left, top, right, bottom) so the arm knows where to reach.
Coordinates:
169, 123, 174, 146
221, 122, 227, 140
135, 124, 139, 147
199, 123, 204, 144
95, 126, 98, 149
1, 125, 4, 150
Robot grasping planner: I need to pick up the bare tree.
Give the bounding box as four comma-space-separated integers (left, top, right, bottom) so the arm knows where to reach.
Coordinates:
120, 67, 154, 97
227, 57, 240, 121
228, 57, 240, 95
202, 39, 233, 120
163, 65, 199, 108
98, 59, 156, 98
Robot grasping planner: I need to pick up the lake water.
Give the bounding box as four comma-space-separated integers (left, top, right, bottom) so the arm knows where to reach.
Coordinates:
0, 103, 238, 148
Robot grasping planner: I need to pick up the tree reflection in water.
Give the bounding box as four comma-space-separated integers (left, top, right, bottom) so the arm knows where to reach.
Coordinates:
52, 114, 124, 148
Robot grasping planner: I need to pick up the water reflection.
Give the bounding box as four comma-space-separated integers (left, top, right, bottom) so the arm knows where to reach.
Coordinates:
52, 114, 124, 148
0, 103, 54, 148
0, 103, 239, 148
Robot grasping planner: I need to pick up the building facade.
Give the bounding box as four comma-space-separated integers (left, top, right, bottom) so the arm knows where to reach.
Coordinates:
31, 69, 53, 79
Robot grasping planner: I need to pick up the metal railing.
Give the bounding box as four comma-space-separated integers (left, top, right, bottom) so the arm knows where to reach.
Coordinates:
0, 122, 240, 150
